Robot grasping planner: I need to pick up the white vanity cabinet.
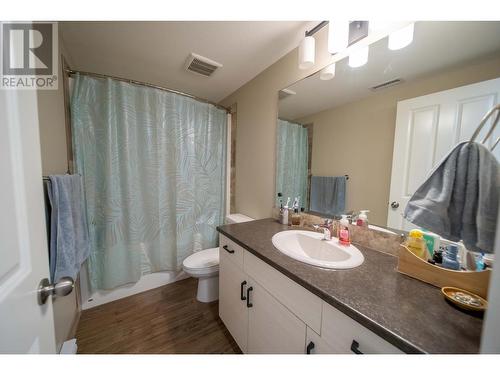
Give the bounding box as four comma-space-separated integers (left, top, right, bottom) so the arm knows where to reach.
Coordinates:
218, 234, 404, 354
219, 235, 307, 353
218, 240, 249, 352
247, 279, 306, 353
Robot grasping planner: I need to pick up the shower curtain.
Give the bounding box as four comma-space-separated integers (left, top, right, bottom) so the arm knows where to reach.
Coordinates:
71, 75, 227, 291
276, 119, 309, 209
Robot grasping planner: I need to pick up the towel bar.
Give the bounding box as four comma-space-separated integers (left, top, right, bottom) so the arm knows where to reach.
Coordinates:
470, 104, 500, 150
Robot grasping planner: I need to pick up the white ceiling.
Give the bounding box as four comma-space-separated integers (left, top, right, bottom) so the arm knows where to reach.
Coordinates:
279, 21, 500, 120
60, 21, 315, 103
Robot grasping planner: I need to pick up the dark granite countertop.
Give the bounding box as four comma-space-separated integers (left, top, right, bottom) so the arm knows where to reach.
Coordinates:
217, 218, 484, 354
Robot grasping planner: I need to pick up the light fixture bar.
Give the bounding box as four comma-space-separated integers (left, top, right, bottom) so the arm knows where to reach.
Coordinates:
305, 21, 329, 37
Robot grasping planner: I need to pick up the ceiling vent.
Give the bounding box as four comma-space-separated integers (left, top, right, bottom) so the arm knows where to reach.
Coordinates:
370, 78, 404, 91
185, 53, 222, 77
279, 88, 297, 100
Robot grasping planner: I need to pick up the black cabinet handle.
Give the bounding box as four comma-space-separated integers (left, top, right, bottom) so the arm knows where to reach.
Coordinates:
240, 281, 247, 300
223, 245, 234, 254
351, 340, 363, 354
246, 286, 253, 308
306, 341, 315, 354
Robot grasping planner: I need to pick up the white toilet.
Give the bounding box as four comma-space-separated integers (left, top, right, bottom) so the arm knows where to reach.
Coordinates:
182, 213, 254, 302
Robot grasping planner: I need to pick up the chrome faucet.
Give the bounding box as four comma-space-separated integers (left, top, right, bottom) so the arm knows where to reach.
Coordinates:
313, 218, 333, 240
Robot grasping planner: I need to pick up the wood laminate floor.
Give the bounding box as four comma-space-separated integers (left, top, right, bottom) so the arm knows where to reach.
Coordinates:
75, 278, 241, 354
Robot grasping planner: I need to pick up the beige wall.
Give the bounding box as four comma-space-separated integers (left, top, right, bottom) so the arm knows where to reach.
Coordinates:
37, 31, 78, 352
297, 54, 500, 225
220, 28, 336, 219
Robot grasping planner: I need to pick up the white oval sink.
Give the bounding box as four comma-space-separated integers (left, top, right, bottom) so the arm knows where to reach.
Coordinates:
271, 230, 364, 269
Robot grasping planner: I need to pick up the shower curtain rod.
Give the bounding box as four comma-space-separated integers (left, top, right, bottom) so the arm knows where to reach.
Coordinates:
64, 68, 231, 113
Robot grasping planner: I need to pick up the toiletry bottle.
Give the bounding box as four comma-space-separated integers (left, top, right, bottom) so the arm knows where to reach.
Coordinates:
422, 231, 440, 258
282, 197, 290, 225
442, 244, 460, 270
405, 229, 428, 260
483, 253, 494, 269
291, 208, 301, 226
338, 215, 351, 246
433, 246, 444, 264
277, 193, 284, 224
356, 210, 370, 227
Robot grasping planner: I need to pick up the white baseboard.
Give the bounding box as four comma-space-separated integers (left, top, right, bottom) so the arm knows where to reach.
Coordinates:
81, 271, 189, 310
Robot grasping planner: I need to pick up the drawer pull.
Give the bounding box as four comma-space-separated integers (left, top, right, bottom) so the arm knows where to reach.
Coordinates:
223, 245, 235, 254
246, 286, 253, 308
240, 280, 247, 300
351, 340, 363, 354
306, 341, 315, 354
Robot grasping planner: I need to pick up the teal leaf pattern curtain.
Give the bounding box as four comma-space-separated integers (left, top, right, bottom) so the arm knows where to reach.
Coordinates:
71, 75, 227, 291
276, 119, 308, 209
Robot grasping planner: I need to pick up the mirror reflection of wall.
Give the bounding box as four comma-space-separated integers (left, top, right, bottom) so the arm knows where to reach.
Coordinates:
276, 21, 500, 229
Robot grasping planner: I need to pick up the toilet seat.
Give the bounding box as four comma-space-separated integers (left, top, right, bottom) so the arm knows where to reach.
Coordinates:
183, 248, 219, 276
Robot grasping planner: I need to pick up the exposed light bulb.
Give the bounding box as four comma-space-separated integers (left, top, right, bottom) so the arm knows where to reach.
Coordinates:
328, 20, 349, 54
298, 36, 315, 69
320, 63, 336, 80
388, 23, 414, 50
348, 45, 369, 68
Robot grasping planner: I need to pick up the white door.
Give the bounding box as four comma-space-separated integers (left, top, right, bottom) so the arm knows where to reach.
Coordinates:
218, 249, 248, 352
247, 278, 306, 354
388, 78, 500, 230
0, 87, 57, 353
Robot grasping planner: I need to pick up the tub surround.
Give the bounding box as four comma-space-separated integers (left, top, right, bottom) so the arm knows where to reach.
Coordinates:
216, 218, 483, 354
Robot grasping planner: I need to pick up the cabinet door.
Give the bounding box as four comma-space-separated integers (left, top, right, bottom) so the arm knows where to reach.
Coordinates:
219, 248, 249, 352
247, 279, 306, 354
305, 327, 335, 354
321, 303, 403, 354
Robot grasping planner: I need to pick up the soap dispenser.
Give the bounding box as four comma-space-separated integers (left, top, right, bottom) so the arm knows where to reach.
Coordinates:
356, 210, 370, 227
338, 215, 351, 246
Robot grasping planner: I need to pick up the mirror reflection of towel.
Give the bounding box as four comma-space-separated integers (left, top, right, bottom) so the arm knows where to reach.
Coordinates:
404, 141, 499, 254
310, 176, 346, 216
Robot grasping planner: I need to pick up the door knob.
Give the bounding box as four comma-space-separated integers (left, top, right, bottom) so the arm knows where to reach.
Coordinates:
37, 277, 74, 305
390, 201, 400, 209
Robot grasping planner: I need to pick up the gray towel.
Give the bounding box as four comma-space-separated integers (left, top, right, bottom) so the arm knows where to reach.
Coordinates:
404, 141, 499, 253
310, 176, 346, 216
47, 175, 90, 282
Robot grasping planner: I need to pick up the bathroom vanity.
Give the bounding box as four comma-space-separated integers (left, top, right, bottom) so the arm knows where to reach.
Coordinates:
217, 219, 483, 354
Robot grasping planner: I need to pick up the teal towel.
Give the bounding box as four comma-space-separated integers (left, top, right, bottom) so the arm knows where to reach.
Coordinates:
47, 175, 90, 282
310, 176, 346, 216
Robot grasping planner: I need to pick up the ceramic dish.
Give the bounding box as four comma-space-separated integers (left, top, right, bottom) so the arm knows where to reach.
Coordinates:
441, 286, 487, 312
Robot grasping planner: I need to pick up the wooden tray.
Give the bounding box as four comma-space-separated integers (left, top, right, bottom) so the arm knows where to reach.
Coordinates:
397, 245, 491, 298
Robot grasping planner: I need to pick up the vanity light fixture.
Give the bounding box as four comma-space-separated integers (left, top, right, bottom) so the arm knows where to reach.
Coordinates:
328, 21, 349, 54
348, 45, 369, 68
320, 63, 336, 80
298, 35, 316, 69
388, 23, 415, 50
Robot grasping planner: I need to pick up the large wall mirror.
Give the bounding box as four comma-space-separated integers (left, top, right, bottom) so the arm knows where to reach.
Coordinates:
276, 21, 500, 231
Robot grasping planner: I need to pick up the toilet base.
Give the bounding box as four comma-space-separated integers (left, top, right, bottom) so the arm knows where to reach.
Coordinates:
196, 275, 219, 303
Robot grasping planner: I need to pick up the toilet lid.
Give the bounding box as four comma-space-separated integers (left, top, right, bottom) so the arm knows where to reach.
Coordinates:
183, 247, 219, 271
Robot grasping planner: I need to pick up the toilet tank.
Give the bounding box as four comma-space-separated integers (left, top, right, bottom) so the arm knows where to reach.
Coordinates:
225, 213, 254, 224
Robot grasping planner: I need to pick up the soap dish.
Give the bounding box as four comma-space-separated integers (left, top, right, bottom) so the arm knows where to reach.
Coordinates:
441, 286, 488, 312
